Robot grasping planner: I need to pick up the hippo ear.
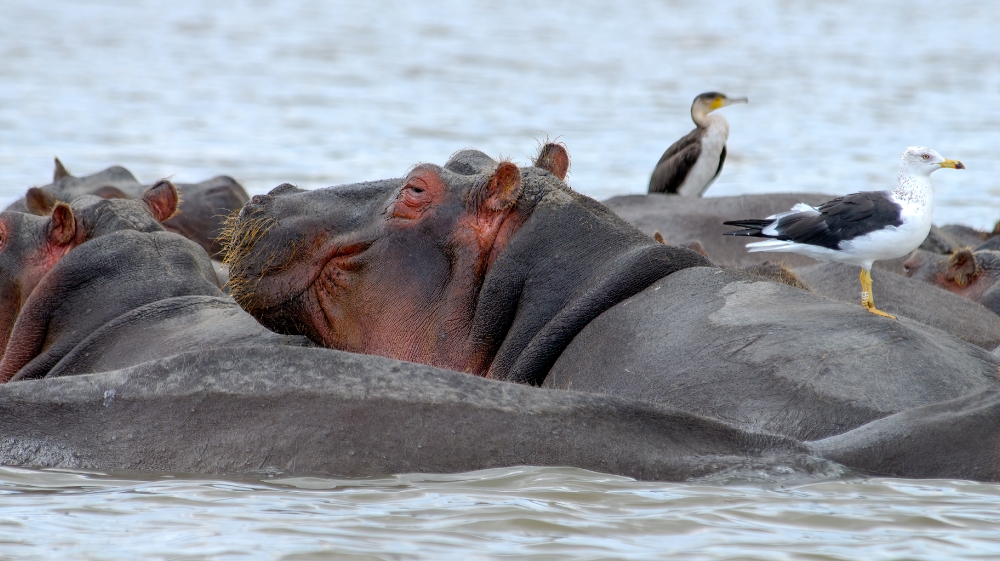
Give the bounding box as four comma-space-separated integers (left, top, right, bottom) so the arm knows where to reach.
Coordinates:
53, 157, 71, 181
683, 240, 708, 257
533, 143, 570, 180
946, 248, 978, 287
25, 187, 57, 216
477, 161, 522, 214
653, 231, 665, 244
93, 185, 131, 200
142, 179, 180, 222
47, 202, 76, 247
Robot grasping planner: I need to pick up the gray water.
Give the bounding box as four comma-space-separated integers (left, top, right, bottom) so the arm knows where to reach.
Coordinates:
2, 0, 1000, 558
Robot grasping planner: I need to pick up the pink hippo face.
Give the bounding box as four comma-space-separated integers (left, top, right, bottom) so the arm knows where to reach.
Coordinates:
0, 200, 78, 355
224, 158, 528, 375
903, 248, 998, 302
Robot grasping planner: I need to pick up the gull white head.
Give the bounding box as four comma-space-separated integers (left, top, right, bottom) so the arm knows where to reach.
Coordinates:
900, 146, 965, 177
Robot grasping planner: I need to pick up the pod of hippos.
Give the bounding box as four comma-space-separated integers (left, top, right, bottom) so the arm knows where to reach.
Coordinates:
2, 144, 1000, 483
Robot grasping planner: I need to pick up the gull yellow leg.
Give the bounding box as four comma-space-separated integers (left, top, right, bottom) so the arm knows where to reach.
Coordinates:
859, 268, 895, 319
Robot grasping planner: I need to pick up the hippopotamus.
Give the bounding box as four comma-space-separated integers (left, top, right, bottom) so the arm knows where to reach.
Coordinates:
0, 200, 79, 357
225, 145, 708, 380
7, 158, 249, 256
903, 247, 1000, 316
0, 181, 308, 383
224, 144, 1000, 446
3, 340, 1000, 482
790, 261, 1000, 349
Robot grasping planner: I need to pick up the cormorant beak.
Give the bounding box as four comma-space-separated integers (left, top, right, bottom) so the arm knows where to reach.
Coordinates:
726, 97, 749, 105
939, 159, 965, 170
711, 96, 748, 110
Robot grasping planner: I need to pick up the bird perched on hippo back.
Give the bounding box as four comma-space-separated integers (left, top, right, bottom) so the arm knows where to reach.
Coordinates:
8, 158, 249, 256
223, 143, 710, 382
648, 92, 747, 196
723, 146, 965, 318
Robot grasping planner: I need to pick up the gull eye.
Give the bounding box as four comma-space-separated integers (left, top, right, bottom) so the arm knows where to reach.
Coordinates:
921, 154, 930, 160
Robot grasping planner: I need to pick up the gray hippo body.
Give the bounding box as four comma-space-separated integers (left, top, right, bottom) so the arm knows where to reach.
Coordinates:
544, 267, 1000, 440
792, 261, 1000, 349
2, 341, 998, 482
0, 346, 824, 481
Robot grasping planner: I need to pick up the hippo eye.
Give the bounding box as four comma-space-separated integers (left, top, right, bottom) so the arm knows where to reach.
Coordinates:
409, 186, 425, 194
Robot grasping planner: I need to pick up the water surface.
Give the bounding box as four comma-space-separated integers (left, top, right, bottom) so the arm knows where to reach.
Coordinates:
2, 1, 1000, 558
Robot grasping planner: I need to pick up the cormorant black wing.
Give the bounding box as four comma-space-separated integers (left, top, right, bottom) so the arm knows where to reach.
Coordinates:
648, 128, 702, 194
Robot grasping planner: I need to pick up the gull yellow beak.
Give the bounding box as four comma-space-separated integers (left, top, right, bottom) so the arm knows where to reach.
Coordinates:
940, 159, 966, 169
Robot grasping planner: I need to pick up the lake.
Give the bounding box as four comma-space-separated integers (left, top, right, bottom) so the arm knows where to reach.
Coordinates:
1, 0, 999, 558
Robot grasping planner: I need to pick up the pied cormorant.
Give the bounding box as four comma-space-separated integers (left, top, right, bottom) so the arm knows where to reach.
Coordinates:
723, 146, 965, 318
648, 92, 747, 197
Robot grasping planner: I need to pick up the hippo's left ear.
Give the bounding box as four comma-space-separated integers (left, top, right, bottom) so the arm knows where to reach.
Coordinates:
142, 179, 180, 222
475, 161, 522, 214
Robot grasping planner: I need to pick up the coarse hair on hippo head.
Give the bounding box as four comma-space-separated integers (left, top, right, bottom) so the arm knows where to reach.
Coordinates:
0, 180, 180, 380
223, 142, 710, 382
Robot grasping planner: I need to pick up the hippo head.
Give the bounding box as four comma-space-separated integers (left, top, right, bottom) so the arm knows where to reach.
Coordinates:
0, 203, 78, 353
903, 247, 998, 301
0, 180, 180, 380
225, 148, 556, 373
225, 143, 709, 383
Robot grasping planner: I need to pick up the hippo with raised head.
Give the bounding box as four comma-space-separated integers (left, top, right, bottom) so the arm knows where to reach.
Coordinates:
903, 247, 1000, 316
0, 181, 308, 383
7, 158, 249, 256
225, 144, 1000, 446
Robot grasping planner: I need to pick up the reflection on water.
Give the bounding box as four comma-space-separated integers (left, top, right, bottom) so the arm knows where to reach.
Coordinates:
2, 1, 1000, 558
3, 466, 1000, 560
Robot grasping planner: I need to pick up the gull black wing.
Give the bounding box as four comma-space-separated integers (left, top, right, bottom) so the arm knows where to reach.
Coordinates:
723, 192, 903, 250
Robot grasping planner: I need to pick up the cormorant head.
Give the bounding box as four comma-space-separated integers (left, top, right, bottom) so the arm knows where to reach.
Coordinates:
691, 92, 747, 123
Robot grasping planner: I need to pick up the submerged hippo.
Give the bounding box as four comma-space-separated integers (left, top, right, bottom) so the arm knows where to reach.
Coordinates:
7, 158, 249, 256
225, 144, 1000, 446
0, 181, 308, 383
903, 247, 1000, 316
